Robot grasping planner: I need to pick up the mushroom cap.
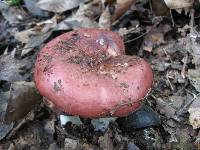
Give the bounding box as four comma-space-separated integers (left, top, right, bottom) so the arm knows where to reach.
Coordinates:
34, 28, 153, 118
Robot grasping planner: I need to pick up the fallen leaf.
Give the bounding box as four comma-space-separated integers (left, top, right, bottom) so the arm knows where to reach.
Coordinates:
15, 28, 37, 44
24, 0, 50, 17
142, 23, 171, 52
0, 1, 28, 24
15, 16, 57, 56
43, 117, 55, 142
0, 54, 34, 81
99, 6, 111, 29
5, 81, 42, 123
111, 0, 135, 22
56, 1, 101, 30
163, 0, 192, 14
163, 0, 193, 9
156, 96, 185, 120
37, 0, 85, 13
151, 0, 170, 16
21, 31, 52, 56
64, 138, 79, 149
188, 69, 200, 92
0, 91, 13, 141
98, 128, 114, 150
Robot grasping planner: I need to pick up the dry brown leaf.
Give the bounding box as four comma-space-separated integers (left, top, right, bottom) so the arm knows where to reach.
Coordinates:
99, 6, 111, 29
5, 81, 42, 123
142, 24, 171, 52
111, 0, 135, 22
104, 0, 115, 5
37, 0, 85, 13
151, 0, 170, 16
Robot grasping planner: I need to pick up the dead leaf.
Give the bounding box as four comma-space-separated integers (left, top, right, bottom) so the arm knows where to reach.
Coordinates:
64, 138, 79, 150
37, 0, 85, 13
142, 24, 171, 52
0, 54, 34, 81
156, 96, 185, 120
99, 6, 111, 29
15, 16, 57, 56
111, 0, 135, 22
163, 0, 193, 9
151, 0, 170, 16
163, 0, 192, 14
24, 0, 50, 17
98, 128, 114, 150
0, 1, 28, 24
0, 91, 13, 141
5, 81, 42, 123
43, 117, 56, 143
21, 31, 52, 56
188, 69, 200, 92
15, 28, 37, 44
56, 1, 101, 30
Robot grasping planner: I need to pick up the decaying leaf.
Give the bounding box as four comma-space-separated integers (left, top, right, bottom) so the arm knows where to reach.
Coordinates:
0, 54, 34, 81
37, 0, 85, 13
98, 128, 114, 150
151, 0, 170, 16
56, 1, 101, 30
189, 109, 200, 129
163, 0, 193, 13
0, 1, 28, 24
21, 31, 52, 56
142, 24, 171, 52
188, 69, 200, 92
99, 6, 111, 29
15, 28, 38, 44
111, 0, 135, 22
5, 81, 42, 123
64, 138, 99, 150
15, 16, 57, 56
163, 0, 193, 9
24, 0, 50, 17
156, 96, 185, 120
0, 90, 14, 141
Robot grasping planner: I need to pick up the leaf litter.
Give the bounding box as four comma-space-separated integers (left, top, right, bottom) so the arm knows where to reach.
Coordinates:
0, 0, 200, 149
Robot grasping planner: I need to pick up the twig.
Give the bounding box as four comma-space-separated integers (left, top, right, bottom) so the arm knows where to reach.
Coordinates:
166, 71, 174, 91
6, 111, 34, 139
176, 92, 200, 117
181, 53, 188, 79
170, 10, 175, 27
190, 8, 195, 34
124, 32, 147, 44
55, 126, 78, 140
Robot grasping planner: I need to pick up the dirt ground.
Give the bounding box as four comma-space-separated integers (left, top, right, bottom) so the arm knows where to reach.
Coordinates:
0, 0, 200, 149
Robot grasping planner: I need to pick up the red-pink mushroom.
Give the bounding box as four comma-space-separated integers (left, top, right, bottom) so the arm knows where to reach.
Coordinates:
34, 28, 153, 118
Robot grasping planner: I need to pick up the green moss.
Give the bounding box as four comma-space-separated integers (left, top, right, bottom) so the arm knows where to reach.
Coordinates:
6, 0, 23, 6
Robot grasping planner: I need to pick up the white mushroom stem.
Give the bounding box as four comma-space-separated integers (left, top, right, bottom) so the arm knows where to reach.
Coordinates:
91, 117, 117, 132
59, 115, 116, 132
60, 115, 83, 126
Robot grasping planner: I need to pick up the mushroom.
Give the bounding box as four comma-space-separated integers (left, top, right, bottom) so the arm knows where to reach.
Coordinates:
34, 28, 153, 130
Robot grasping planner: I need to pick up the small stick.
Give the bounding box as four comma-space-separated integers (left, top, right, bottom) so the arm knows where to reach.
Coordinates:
181, 53, 188, 79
